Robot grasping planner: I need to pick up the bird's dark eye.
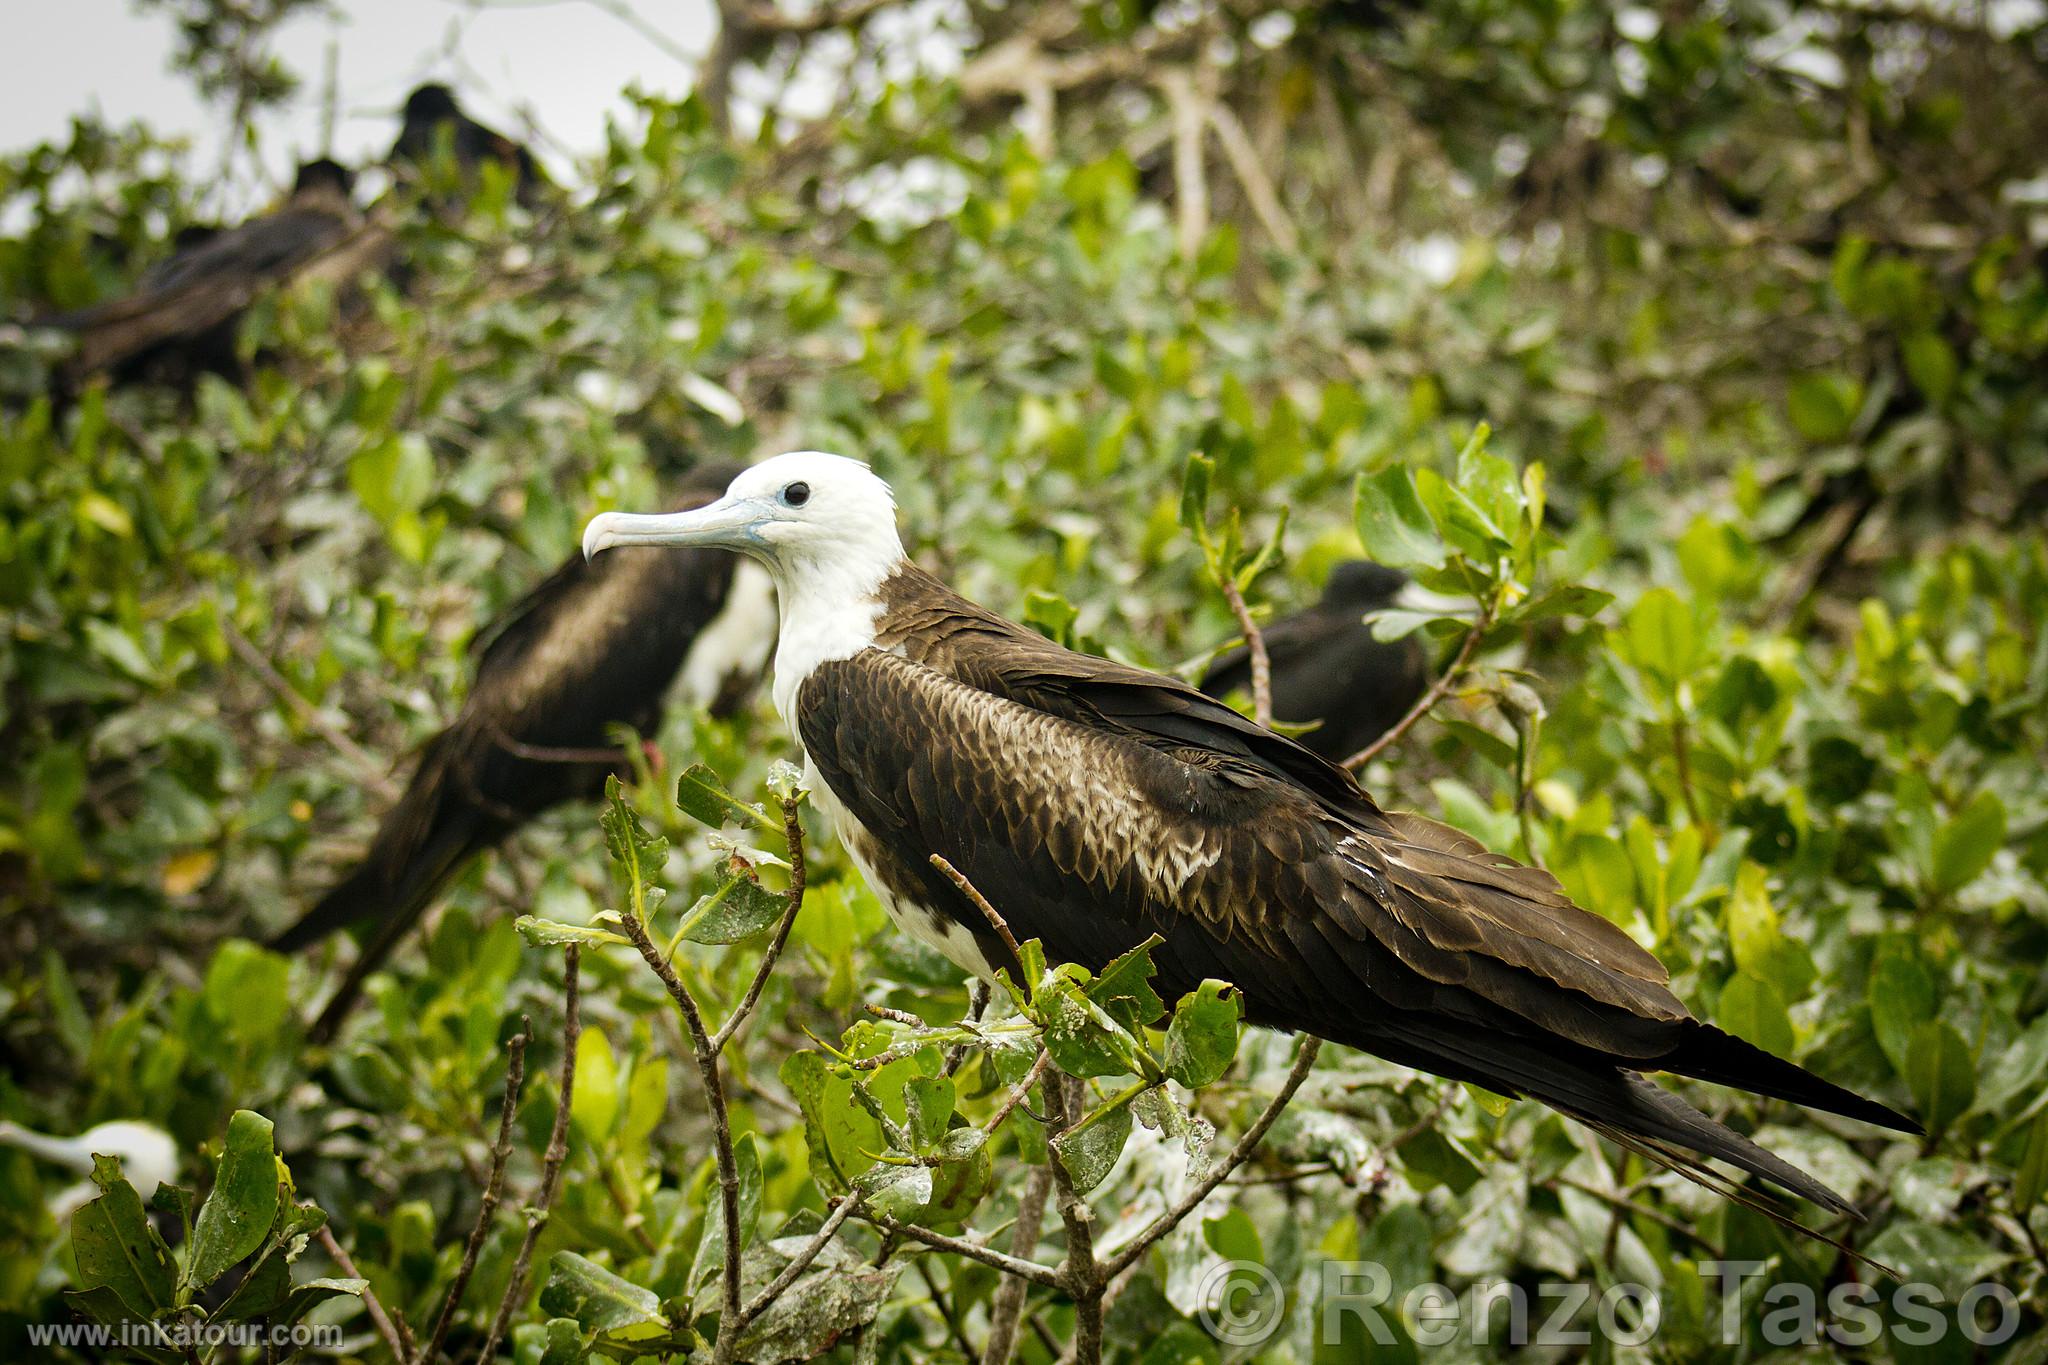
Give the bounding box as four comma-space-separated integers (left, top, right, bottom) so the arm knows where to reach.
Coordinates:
782, 482, 811, 507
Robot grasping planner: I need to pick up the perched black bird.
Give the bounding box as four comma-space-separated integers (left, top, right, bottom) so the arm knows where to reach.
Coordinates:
585, 454, 1919, 1219
279, 463, 775, 1039
38, 158, 379, 388
388, 83, 546, 204
1200, 560, 1431, 763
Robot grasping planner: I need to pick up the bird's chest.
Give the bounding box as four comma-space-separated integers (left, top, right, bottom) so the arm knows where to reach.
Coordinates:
800, 753, 997, 981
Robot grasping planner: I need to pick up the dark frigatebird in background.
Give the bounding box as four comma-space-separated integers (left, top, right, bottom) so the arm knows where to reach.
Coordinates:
389, 83, 547, 205
279, 462, 775, 1039
1200, 560, 1430, 763
583, 453, 1918, 1216
37, 158, 382, 389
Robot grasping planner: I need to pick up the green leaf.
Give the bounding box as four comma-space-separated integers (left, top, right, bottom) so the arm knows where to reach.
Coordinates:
1868, 942, 1938, 1075
1716, 972, 1793, 1057
1786, 373, 1862, 442
69, 1156, 177, 1318
1930, 790, 2005, 895
1040, 976, 1146, 1079
201, 940, 291, 1046
185, 1110, 280, 1293
1051, 1097, 1133, 1195
678, 874, 787, 944
514, 916, 633, 948
905, 1076, 956, 1152
1179, 452, 1214, 538
1085, 935, 1166, 1033
1163, 981, 1242, 1088
1902, 330, 1957, 404
1202, 1206, 1263, 1264
1623, 587, 1702, 687
674, 764, 778, 834
2014, 1112, 2048, 1212
1903, 1020, 1975, 1136
856, 1162, 934, 1218
570, 1028, 621, 1146
274, 1277, 367, 1328
1354, 465, 1445, 572
539, 1252, 666, 1333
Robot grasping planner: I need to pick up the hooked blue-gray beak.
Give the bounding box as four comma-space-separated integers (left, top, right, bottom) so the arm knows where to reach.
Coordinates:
582, 497, 767, 560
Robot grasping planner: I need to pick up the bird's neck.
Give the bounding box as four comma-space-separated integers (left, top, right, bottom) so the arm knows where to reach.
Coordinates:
766, 550, 902, 730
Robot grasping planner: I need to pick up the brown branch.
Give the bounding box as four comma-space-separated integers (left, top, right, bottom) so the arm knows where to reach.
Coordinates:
617, 908, 745, 1363
930, 854, 1024, 975
478, 948, 581, 1365
318, 1225, 410, 1364
981, 1163, 1053, 1365
426, 1022, 530, 1362
983, 1051, 1052, 1139
863, 1211, 1066, 1290
710, 797, 806, 1051
1341, 603, 1495, 771
1216, 578, 1272, 728
739, 1192, 863, 1319
1207, 100, 1301, 255
1101, 1036, 1322, 1280
1047, 1075, 1104, 1365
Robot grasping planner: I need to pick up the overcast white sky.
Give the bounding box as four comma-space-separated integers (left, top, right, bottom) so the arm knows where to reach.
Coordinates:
0, 0, 719, 192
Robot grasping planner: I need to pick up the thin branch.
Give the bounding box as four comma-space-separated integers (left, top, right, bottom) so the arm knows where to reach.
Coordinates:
1047, 1074, 1104, 1365
1101, 1036, 1323, 1280
1216, 578, 1272, 728
318, 1225, 409, 1364
863, 1211, 1066, 1290
616, 909, 745, 1362
930, 854, 1022, 973
426, 1021, 530, 1362
1158, 67, 1209, 264
984, 1051, 1052, 1139
222, 619, 398, 801
739, 1193, 863, 1319
1341, 602, 1495, 771
1206, 100, 1301, 254
478, 948, 581, 1365
710, 797, 806, 1051
981, 1163, 1053, 1365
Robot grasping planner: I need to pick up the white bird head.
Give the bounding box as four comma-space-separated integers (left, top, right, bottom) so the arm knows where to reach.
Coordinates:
582, 451, 903, 593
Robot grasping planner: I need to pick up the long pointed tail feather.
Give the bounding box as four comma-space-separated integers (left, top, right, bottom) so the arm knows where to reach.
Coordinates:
1663, 1024, 1920, 1135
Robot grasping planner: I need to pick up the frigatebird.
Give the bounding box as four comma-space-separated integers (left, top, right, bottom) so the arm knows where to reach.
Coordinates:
583, 453, 1916, 1214
38, 159, 377, 388
1200, 560, 1430, 762
389, 84, 546, 205
281, 463, 775, 1039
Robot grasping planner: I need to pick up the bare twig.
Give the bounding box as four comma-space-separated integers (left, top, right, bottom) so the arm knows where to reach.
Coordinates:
740, 1192, 863, 1318
222, 619, 397, 801
1101, 1036, 1323, 1279
318, 1225, 409, 1364
930, 854, 1023, 974
1341, 602, 1495, 771
619, 792, 806, 1365
1216, 578, 1273, 728
710, 798, 806, 1051
426, 1022, 530, 1362
1159, 68, 1209, 263
1047, 1075, 1104, 1365
984, 1051, 1053, 1139
617, 909, 745, 1359
1207, 100, 1301, 254
479, 949, 581, 1365
981, 1164, 1054, 1365
863, 1211, 1066, 1290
